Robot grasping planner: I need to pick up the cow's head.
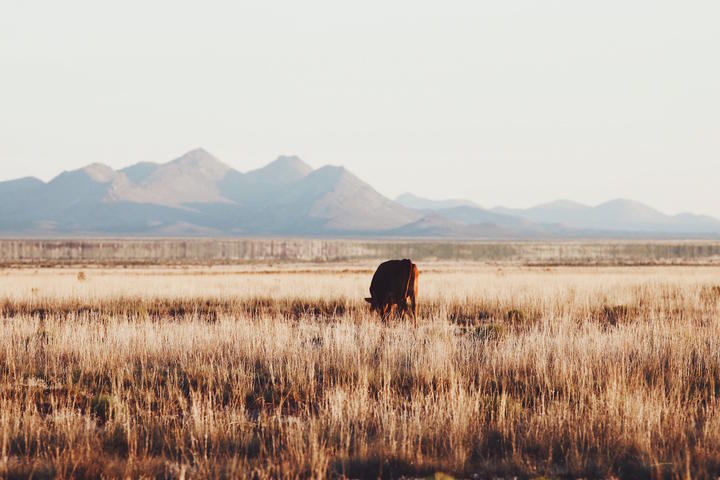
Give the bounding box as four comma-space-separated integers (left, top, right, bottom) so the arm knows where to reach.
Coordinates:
364, 297, 377, 311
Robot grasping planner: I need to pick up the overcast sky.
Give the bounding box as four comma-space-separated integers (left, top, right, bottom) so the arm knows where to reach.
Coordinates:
1, 1, 718, 216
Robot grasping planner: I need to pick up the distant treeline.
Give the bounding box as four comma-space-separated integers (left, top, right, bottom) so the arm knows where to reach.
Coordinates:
0, 239, 719, 266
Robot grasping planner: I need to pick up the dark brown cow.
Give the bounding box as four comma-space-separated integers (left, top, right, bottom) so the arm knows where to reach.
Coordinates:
365, 259, 419, 321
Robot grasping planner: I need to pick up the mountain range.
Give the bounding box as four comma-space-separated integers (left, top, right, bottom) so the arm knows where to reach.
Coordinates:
0, 148, 718, 238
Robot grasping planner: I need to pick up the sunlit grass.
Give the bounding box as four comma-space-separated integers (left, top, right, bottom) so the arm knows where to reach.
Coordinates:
0, 265, 719, 478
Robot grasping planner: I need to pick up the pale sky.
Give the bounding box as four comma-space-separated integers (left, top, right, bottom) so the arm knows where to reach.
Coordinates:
1, 1, 719, 216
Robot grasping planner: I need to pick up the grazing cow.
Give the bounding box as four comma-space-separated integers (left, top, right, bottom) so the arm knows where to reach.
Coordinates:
365, 259, 418, 321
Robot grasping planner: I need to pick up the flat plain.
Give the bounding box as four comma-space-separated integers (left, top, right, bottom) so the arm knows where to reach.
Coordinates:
1, 262, 720, 478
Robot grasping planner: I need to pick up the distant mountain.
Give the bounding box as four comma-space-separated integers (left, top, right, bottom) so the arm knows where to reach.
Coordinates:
218, 164, 421, 234
0, 149, 420, 236
120, 162, 160, 183
396, 193, 478, 210
493, 199, 588, 223
395, 201, 568, 238
0, 177, 46, 229
387, 213, 522, 239
274, 166, 421, 231
110, 148, 233, 206
432, 205, 532, 228
491, 198, 720, 234
0, 149, 718, 238
0, 177, 45, 197
245, 155, 313, 184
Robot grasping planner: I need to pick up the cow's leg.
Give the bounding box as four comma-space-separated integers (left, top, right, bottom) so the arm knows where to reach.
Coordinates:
399, 299, 410, 320
381, 302, 391, 322
400, 296, 415, 322
389, 303, 403, 322
401, 297, 414, 324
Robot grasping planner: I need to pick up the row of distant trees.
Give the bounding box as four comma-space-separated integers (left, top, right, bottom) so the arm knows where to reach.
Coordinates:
0, 239, 718, 266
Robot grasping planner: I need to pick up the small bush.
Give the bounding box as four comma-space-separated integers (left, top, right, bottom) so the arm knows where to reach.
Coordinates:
473, 323, 507, 341
91, 394, 113, 424
602, 305, 632, 326
505, 308, 526, 323
700, 285, 720, 303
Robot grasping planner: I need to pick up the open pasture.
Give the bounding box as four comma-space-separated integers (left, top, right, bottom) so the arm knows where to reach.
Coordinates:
1, 263, 720, 478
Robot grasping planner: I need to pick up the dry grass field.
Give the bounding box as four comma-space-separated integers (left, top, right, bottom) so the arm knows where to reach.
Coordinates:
1, 262, 719, 478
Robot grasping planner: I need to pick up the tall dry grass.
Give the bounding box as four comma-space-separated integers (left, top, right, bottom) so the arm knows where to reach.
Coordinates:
0, 265, 719, 478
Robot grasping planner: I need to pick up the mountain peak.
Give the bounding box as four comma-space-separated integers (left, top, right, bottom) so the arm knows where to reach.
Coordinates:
168, 148, 230, 173
592, 198, 667, 223
105, 148, 235, 206
80, 163, 119, 183
245, 155, 313, 184
597, 198, 649, 208
0, 176, 44, 188
180, 147, 211, 158
274, 155, 312, 169
295, 165, 421, 231
309, 165, 352, 184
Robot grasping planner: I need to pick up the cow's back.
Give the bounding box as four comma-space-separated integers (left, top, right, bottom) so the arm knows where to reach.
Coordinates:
370, 259, 412, 302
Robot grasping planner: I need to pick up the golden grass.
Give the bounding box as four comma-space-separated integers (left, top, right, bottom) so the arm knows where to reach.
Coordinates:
0, 264, 719, 478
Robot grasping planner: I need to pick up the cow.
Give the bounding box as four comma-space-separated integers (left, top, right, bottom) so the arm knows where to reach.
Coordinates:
365, 259, 418, 321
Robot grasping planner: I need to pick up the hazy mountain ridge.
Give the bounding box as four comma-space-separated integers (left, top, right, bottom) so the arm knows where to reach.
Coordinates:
1, 148, 718, 238
489, 198, 720, 234
0, 149, 418, 236
396, 193, 479, 210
